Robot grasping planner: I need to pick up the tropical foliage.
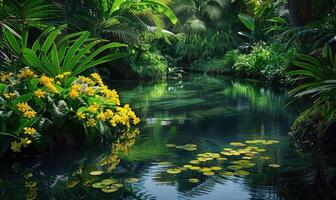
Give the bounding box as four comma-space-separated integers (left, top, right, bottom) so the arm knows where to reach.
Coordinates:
0, 69, 140, 153
233, 42, 296, 84
2, 25, 127, 75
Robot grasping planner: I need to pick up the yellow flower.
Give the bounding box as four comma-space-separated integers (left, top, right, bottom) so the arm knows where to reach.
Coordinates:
17, 68, 35, 79
11, 141, 22, 152
69, 90, 79, 99
20, 138, 32, 148
17, 102, 30, 112
104, 109, 114, 119
86, 87, 95, 96
23, 110, 37, 118
88, 103, 99, 113
4, 92, 16, 99
40, 75, 54, 85
102, 89, 120, 105
71, 84, 81, 91
90, 73, 104, 86
86, 118, 96, 127
76, 112, 86, 120
0, 72, 13, 82
79, 76, 95, 85
133, 116, 141, 125
34, 89, 45, 98
55, 72, 71, 79
97, 112, 107, 122
24, 127, 36, 135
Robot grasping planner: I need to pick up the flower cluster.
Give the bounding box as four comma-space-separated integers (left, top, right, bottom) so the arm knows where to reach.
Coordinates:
10, 127, 37, 152
1, 68, 140, 153
17, 102, 37, 119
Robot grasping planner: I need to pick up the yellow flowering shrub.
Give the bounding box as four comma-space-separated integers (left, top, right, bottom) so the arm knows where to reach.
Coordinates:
0, 68, 140, 154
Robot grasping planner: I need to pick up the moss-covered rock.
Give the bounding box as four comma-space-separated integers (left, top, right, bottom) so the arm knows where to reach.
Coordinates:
290, 107, 336, 152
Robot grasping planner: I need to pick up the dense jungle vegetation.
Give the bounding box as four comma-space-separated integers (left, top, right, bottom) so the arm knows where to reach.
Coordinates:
0, 0, 336, 155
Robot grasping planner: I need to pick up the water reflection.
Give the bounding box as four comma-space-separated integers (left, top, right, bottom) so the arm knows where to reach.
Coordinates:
1, 75, 336, 200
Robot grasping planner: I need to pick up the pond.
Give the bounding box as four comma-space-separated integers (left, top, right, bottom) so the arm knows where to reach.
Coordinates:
1, 74, 336, 200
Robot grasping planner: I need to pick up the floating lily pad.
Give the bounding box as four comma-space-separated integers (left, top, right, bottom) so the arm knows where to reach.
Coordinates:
189, 160, 200, 164
216, 157, 227, 161
115, 183, 124, 188
236, 170, 250, 176
223, 148, 233, 151
188, 178, 200, 183
269, 164, 281, 168
221, 172, 234, 176
230, 142, 246, 147
90, 171, 104, 176
92, 182, 106, 189
125, 178, 139, 183
227, 165, 243, 170
158, 162, 172, 166
167, 168, 182, 174
203, 171, 215, 176
101, 179, 118, 185
101, 187, 118, 193
189, 166, 201, 170
200, 167, 212, 172
211, 166, 222, 171
183, 164, 193, 169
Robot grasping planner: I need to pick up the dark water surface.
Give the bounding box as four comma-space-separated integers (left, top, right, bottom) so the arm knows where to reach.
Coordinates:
1, 75, 336, 200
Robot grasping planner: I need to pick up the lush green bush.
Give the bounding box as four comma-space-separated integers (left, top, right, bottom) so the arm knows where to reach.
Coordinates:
0, 69, 140, 154
174, 31, 239, 63
131, 50, 169, 80
233, 42, 297, 84
190, 50, 239, 74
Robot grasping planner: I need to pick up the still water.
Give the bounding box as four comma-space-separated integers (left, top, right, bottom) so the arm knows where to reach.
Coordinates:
1, 74, 336, 200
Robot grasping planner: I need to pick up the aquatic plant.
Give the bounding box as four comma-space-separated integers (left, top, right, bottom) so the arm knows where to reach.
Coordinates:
0, 69, 140, 153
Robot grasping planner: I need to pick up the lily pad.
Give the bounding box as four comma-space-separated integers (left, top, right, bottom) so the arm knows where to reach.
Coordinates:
211, 166, 222, 171
236, 170, 250, 176
125, 178, 140, 183
230, 142, 246, 147
200, 167, 212, 172
221, 172, 234, 176
158, 162, 172, 166
167, 168, 182, 174
101, 179, 118, 185
189, 160, 200, 164
90, 171, 104, 176
227, 165, 243, 170
92, 182, 106, 189
203, 171, 215, 176
188, 178, 200, 183
189, 166, 201, 170
101, 187, 118, 193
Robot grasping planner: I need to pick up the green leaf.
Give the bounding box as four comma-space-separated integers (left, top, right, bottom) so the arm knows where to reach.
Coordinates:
238, 13, 255, 32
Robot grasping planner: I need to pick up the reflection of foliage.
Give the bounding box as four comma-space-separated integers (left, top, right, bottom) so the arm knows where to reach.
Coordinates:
99, 129, 140, 172
221, 81, 287, 114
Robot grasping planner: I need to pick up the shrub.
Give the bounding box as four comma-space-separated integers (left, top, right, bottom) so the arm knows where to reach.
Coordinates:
0, 68, 140, 154
131, 50, 168, 80
233, 42, 296, 84
190, 50, 239, 73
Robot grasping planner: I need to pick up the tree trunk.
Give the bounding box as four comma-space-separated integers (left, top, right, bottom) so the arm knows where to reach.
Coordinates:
288, 0, 315, 26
